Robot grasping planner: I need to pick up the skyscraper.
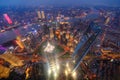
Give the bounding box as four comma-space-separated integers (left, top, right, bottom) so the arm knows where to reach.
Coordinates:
41, 11, 45, 19
37, 11, 42, 19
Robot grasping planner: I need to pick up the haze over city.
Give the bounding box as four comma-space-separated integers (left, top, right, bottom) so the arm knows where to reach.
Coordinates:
0, 0, 120, 80
0, 0, 120, 7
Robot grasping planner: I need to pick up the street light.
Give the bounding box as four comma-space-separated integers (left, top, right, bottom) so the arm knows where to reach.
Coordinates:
48, 68, 51, 75
54, 72, 57, 79
73, 60, 75, 63
57, 64, 60, 71
66, 62, 69, 68
72, 71, 77, 80
65, 70, 68, 76
68, 67, 71, 73
66, 62, 71, 73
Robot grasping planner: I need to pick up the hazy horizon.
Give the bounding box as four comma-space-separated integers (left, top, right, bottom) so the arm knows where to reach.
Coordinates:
0, 0, 120, 7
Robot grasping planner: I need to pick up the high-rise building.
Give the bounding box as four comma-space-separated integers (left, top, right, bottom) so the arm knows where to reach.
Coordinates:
3, 14, 12, 24
105, 17, 110, 25
37, 11, 42, 19
41, 11, 45, 19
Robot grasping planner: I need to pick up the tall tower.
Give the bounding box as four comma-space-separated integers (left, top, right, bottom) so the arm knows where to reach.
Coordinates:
41, 11, 45, 19
37, 11, 42, 19
105, 17, 110, 25
3, 13, 13, 24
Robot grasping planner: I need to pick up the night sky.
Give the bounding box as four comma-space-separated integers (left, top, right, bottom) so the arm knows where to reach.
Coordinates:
0, 0, 120, 6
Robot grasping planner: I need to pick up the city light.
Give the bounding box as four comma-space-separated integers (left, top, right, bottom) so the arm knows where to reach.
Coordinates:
44, 42, 55, 53
54, 72, 57, 79
47, 58, 60, 80
68, 67, 71, 72
110, 59, 114, 62
66, 62, 69, 68
48, 68, 51, 75
3, 13, 12, 24
72, 71, 77, 79
56, 63, 60, 71
65, 70, 68, 76
66, 62, 71, 73
0, 3, 119, 80
73, 60, 75, 63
